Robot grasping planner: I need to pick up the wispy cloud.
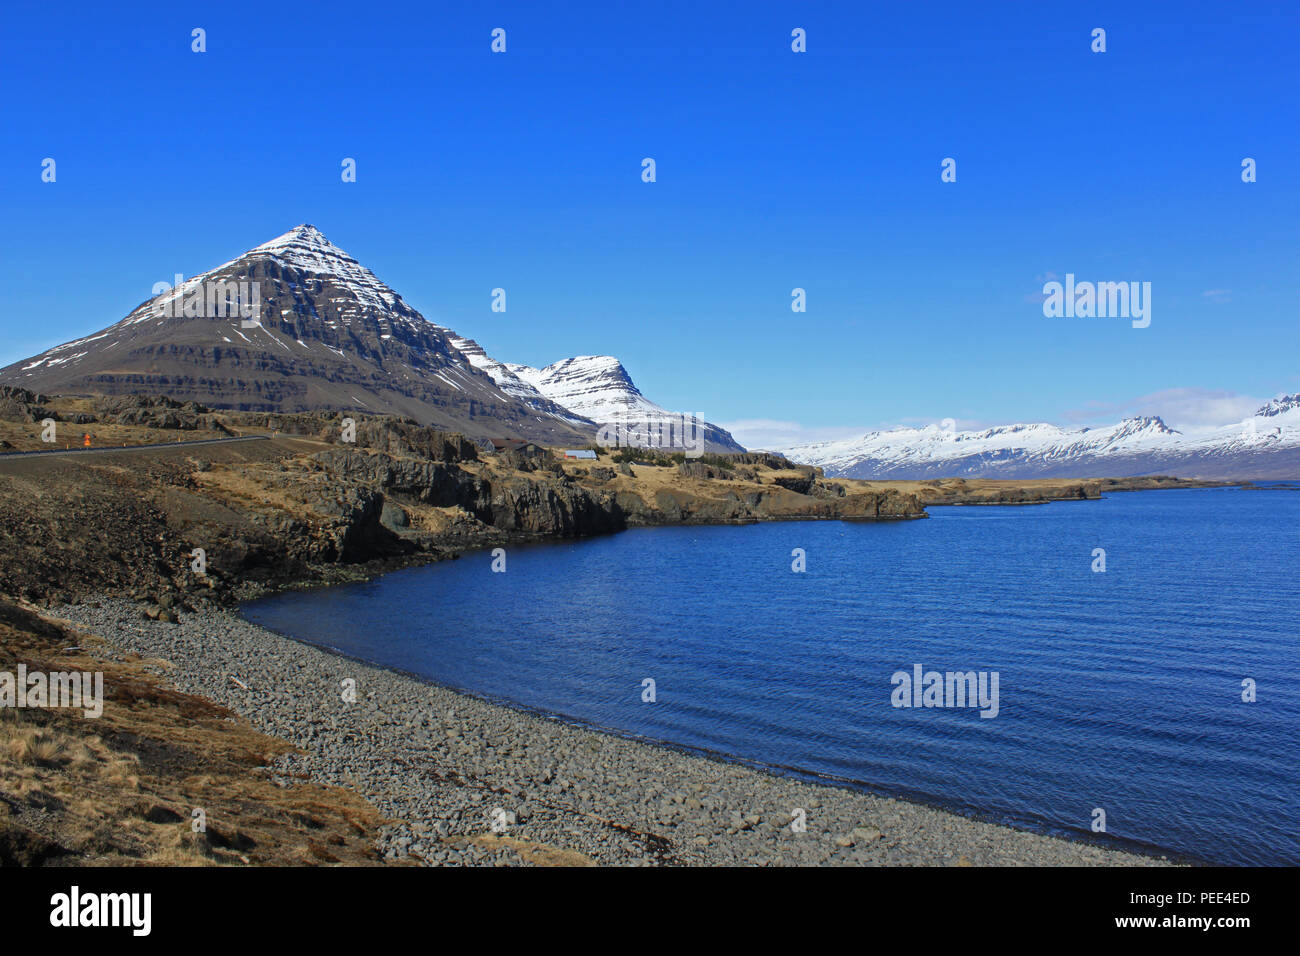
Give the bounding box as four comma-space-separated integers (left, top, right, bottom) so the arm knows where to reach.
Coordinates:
894, 416, 993, 431
718, 419, 865, 450
1063, 387, 1263, 430
721, 416, 992, 450
1201, 289, 1232, 304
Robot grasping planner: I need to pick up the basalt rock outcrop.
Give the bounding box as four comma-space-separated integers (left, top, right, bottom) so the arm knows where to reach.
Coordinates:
612, 483, 920, 525
487, 474, 626, 536
309, 446, 624, 538
0, 385, 56, 424
320, 418, 480, 462
0, 409, 925, 609
93, 394, 227, 431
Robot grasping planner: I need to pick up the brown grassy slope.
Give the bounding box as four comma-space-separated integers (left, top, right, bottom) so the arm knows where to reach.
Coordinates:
554, 455, 925, 523
0, 599, 384, 866
0, 393, 255, 452
844, 475, 1235, 505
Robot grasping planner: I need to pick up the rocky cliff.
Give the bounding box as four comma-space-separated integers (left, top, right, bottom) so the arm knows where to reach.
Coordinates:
0, 405, 923, 611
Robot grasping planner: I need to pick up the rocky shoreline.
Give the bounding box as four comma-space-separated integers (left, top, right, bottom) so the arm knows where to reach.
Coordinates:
1, 405, 1222, 866
48, 597, 1170, 867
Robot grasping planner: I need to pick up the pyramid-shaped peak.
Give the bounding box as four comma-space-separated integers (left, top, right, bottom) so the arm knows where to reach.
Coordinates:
225, 224, 392, 289
188, 224, 407, 315
251, 223, 343, 257
289, 223, 328, 241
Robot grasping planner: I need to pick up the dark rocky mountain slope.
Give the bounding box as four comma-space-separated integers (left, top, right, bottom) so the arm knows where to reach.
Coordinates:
0, 226, 594, 445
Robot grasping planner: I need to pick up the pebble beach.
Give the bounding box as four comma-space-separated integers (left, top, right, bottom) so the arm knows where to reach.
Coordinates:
51, 598, 1170, 867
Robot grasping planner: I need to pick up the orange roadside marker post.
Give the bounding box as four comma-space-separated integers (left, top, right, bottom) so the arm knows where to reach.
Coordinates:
83, 434, 91, 447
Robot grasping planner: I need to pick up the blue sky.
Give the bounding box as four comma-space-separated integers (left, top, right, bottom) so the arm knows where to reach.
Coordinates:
1, 1, 1296, 448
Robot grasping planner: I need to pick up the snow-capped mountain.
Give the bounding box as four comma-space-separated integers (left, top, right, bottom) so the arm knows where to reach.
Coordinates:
435, 331, 594, 431
434, 332, 592, 429
437, 345, 744, 453
1, 225, 593, 442
779, 402, 1300, 480
509, 356, 744, 453
0, 225, 740, 450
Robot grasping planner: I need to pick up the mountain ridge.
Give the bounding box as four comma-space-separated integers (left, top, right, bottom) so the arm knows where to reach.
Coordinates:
778, 403, 1300, 480
0, 225, 742, 451
433, 337, 744, 453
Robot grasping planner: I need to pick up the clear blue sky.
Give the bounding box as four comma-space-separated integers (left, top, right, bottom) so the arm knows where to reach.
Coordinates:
2, 1, 1296, 447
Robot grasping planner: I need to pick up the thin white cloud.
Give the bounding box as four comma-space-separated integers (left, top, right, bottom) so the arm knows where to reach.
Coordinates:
1063, 387, 1265, 430
721, 416, 993, 450
719, 419, 870, 450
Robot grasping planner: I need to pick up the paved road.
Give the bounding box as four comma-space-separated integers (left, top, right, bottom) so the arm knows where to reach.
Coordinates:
0, 434, 272, 460
0, 435, 339, 478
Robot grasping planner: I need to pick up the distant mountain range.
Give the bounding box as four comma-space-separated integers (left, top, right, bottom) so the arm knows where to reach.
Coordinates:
9, 224, 1297, 478
778, 400, 1300, 480
0, 225, 743, 451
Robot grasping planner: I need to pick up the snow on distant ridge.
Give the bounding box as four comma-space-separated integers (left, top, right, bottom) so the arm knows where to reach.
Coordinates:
435, 331, 594, 429
434, 346, 745, 452
778, 401, 1300, 479
506, 355, 745, 452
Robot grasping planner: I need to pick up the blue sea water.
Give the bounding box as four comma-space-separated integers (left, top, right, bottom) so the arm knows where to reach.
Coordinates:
242, 487, 1300, 865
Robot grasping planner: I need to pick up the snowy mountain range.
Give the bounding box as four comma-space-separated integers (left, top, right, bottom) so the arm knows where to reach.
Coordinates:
9, 223, 1294, 477
441, 342, 743, 453
778, 403, 1300, 480
0, 225, 742, 451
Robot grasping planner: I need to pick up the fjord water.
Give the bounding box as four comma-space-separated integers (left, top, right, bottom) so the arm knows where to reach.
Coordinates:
243, 487, 1300, 865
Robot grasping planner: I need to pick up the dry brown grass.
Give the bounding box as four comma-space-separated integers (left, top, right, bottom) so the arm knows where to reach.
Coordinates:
0, 601, 385, 867
190, 465, 319, 519
0, 419, 234, 454
4, 724, 92, 767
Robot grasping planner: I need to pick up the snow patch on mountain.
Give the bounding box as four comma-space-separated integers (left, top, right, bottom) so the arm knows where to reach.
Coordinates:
2, 222, 738, 451
0, 225, 596, 442
779, 402, 1300, 479
505, 356, 746, 452
436, 332, 594, 428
